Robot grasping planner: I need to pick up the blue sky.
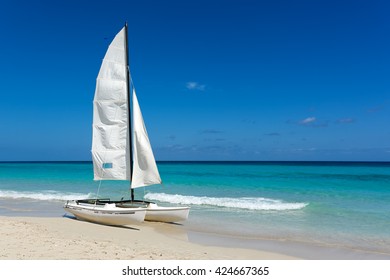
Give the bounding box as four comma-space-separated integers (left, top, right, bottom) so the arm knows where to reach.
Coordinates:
0, 0, 389, 161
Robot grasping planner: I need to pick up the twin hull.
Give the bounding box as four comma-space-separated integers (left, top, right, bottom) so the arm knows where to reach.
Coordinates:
64, 200, 190, 226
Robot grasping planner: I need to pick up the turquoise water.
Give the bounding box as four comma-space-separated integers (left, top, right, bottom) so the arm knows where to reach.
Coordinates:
0, 161, 389, 255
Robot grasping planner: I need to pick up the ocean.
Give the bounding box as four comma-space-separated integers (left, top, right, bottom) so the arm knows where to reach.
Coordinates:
1, 161, 389, 258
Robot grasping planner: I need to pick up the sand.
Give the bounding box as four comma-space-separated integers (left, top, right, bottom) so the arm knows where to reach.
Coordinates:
0, 216, 297, 260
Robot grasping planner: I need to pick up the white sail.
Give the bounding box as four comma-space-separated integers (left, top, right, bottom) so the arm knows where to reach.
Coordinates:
131, 89, 162, 188
92, 27, 130, 180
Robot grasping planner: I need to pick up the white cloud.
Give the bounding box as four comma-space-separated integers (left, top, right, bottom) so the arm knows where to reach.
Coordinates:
186, 82, 205, 91
300, 117, 316, 125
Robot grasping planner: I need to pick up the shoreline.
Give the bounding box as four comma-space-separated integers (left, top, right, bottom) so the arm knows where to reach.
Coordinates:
1, 215, 389, 260
0, 198, 389, 260
0, 215, 297, 260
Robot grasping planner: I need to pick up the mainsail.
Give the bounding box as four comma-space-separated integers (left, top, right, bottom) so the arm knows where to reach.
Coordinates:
92, 27, 130, 180
91, 26, 161, 188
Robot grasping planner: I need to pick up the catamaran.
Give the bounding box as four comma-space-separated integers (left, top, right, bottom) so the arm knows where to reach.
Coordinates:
64, 24, 190, 226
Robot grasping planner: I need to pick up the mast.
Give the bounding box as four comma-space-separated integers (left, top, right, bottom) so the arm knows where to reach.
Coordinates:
124, 22, 135, 201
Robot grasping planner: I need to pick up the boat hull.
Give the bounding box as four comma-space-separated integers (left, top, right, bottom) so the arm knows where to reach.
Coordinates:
64, 200, 146, 226
145, 204, 190, 223
115, 200, 190, 223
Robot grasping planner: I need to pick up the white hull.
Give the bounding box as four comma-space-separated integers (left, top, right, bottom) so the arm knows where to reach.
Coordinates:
145, 203, 190, 223
64, 200, 146, 226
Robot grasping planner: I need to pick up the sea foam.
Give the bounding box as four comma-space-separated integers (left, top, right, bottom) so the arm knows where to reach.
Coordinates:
145, 192, 308, 211
0, 190, 91, 201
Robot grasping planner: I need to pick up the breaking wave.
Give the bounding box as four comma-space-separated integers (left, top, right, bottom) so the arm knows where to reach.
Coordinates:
0, 190, 91, 201
1, 190, 309, 211
145, 193, 308, 211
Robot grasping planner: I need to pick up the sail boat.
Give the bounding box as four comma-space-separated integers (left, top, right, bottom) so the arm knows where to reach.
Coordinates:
64, 24, 190, 226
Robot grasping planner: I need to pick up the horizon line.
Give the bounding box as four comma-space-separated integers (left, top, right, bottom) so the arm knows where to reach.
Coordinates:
1, 160, 389, 164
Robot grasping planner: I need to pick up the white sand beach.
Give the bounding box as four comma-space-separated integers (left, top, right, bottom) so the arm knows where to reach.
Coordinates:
0, 216, 297, 260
